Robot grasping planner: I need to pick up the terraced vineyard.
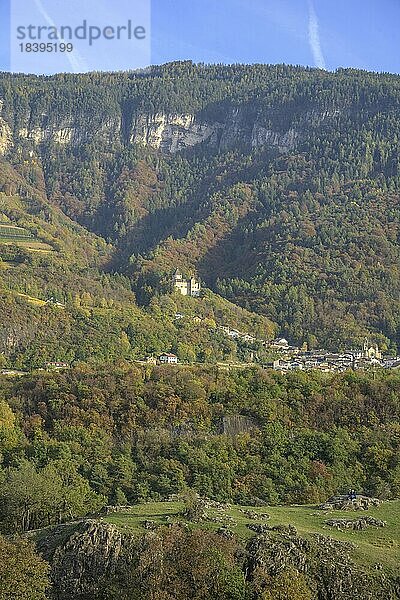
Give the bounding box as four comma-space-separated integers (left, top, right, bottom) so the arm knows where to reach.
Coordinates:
0, 223, 53, 252
0, 223, 33, 240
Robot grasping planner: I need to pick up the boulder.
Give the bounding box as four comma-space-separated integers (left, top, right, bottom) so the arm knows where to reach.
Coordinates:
318, 494, 380, 511
324, 516, 386, 531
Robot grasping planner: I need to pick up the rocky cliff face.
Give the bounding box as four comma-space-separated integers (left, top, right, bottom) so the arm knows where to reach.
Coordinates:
128, 109, 299, 153
15, 116, 122, 149
0, 86, 347, 157
0, 101, 12, 155
0, 100, 308, 156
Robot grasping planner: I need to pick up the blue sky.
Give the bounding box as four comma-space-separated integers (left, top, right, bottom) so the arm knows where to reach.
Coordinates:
1, 0, 399, 74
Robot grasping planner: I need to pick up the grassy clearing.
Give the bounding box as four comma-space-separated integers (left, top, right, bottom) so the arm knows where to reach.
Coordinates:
1, 288, 47, 307
104, 500, 400, 572
24, 247, 54, 253
15, 292, 47, 306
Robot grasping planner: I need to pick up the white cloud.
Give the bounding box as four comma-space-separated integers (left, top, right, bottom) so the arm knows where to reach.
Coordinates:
308, 0, 326, 70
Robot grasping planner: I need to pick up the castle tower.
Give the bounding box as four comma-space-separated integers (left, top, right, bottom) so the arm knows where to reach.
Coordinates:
189, 276, 201, 297
174, 269, 183, 282
174, 269, 189, 295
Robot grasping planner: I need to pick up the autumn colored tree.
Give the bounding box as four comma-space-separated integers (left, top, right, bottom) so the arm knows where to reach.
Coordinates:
250, 567, 313, 600
0, 535, 50, 600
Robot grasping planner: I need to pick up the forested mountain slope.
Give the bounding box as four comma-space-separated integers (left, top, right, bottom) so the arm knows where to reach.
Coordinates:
1, 62, 400, 350
0, 149, 274, 369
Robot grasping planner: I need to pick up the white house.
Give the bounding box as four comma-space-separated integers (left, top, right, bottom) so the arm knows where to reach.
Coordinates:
158, 353, 179, 365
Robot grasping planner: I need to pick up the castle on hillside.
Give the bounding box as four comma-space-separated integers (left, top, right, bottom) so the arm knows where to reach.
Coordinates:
173, 269, 201, 297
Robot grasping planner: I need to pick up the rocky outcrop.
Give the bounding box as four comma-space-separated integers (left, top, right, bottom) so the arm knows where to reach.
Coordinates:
17, 116, 121, 148
250, 123, 297, 151
35, 520, 126, 599
247, 523, 297, 535
130, 113, 223, 152
221, 414, 257, 436
324, 516, 386, 531
0, 120, 11, 154
0, 100, 12, 155
318, 494, 380, 511
32, 517, 399, 600
246, 531, 398, 600
239, 508, 270, 520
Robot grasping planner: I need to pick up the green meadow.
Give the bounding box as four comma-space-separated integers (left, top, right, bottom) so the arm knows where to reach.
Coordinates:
105, 500, 400, 573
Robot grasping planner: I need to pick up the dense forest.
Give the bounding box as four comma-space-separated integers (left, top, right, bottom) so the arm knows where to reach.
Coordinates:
0, 364, 398, 534
0, 62, 399, 353
0, 363, 399, 597
0, 144, 275, 369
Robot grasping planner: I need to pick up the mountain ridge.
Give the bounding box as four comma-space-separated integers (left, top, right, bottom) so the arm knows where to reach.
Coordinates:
1, 62, 400, 352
